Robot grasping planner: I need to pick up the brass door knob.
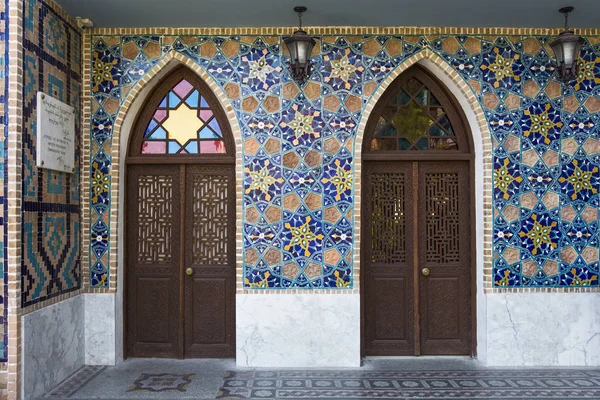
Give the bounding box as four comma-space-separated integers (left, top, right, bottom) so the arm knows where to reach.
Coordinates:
422, 268, 430, 276
185, 267, 193, 276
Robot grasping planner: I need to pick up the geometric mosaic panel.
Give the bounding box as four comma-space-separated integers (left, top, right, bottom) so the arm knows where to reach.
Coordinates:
22, 0, 82, 307
89, 32, 600, 290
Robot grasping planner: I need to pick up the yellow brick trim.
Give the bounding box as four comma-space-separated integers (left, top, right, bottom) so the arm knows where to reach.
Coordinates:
106, 51, 244, 292
81, 32, 92, 291
89, 26, 600, 37
7, 0, 24, 396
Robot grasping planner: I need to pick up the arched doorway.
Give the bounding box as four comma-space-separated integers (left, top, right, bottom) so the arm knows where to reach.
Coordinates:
362, 65, 475, 356
125, 66, 236, 358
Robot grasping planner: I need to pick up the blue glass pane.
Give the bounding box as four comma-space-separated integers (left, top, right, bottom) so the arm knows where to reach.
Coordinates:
149, 126, 167, 139
199, 126, 219, 139
200, 96, 209, 107
185, 90, 199, 108
145, 119, 158, 137
208, 118, 222, 135
168, 91, 181, 108
158, 96, 167, 108
185, 141, 198, 154
168, 141, 181, 154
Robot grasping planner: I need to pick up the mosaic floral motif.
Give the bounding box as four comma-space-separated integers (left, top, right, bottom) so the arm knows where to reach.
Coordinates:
522, 103, 563, 145
244, 160, 283, 201
241, 48, 281, 90
519, 214, 558, 256
280, 104, 321, 146
321, 159, 353, 201
480, 46, 522, 89
559, 159, 598, 200
494, 158, 522, 200
573, 52, 600, 91
284, 216, 324, 257
88, 33, 600, 290
92, 49, 120, 93
323, 48, 364, 90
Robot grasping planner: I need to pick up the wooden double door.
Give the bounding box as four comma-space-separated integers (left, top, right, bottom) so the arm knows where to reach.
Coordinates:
363, 161, 473, 356
126, 164, 235, 358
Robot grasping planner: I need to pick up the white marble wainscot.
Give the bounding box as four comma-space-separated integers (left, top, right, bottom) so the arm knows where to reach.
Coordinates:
22, 295, 85, 399
486, 292, 600, 366
236, 293, 360, 368
85, 293, 116, 365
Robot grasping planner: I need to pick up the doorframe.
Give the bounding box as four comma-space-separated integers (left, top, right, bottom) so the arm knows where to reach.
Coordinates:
358, 58, 487, 359
110, 54, 243, 363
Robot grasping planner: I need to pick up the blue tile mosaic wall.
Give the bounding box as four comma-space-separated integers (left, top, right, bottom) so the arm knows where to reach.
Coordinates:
89, 34, 600, 289
21, 0, 82, 307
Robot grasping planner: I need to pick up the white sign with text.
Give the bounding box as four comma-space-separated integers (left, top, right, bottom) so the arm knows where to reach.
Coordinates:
36, 92, 75, 173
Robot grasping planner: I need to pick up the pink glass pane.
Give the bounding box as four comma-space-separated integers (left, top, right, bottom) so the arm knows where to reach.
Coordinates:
172, 79, 193, 99
199, 109, 213, 122
200, 140, 226, 154
141, 141, 166, 154
153, 109, 167, 122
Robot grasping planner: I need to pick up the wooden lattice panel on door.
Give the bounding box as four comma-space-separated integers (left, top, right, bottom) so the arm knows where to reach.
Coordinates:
191, 174, 229, 265
370, 173, 406, 264
424, 173, 460, 264
136, 175, 174, 264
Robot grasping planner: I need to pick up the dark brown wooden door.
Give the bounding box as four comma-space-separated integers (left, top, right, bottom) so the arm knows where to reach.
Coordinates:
184, 165, 235, 358
126, 164, 235, 359
363, 161, 471, 356
127, 165, 183, 358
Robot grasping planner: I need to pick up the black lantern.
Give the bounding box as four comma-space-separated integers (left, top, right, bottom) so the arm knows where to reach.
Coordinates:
550, 6, 585, 82
284, 6, 316, 82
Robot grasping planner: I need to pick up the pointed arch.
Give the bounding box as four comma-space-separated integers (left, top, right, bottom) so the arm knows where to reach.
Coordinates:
353, 49, 492, 359
104, 52, 243, 293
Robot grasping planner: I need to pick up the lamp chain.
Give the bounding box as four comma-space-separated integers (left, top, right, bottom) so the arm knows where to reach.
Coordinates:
298, 10, 303, 30
564, 10, 570, 30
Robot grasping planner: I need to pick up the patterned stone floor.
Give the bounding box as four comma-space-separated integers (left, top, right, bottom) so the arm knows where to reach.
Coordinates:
217, 369, 600, 399
40, 358, 600, 399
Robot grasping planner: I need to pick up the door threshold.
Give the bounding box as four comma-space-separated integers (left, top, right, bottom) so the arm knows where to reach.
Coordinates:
364, 355, 474, 360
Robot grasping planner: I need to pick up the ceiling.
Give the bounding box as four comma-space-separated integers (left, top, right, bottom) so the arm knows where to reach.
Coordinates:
54, 0, 599, 29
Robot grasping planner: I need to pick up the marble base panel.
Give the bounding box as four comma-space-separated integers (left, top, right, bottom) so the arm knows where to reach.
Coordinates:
85, 293, 116, 365
236, 294, 360, 368
486, 293, 600, 366
22, 295, 85, 399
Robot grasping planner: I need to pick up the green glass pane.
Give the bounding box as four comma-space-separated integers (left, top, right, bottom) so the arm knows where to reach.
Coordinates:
370, 138, 397, 151
398, 138, 411, 150
431, 137, 458, 150
429, 107, 445, 119
391, 102, 432, 143
415, 88, 429, 105
430, 124, 448, 137
404, 77, 422, 95
397, 89, 411, 105
414, 137, 429, 150
378, 122, 396, 137
439, 115, 454, 134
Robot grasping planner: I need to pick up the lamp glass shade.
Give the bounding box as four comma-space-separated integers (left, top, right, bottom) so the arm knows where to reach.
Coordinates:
550, 31, 584, 68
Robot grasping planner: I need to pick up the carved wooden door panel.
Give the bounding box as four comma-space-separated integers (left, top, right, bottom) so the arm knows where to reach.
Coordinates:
363, 162, 415, 355
363, 161, 471, 356
184, 165, 236, 358
127, 165, 182, 358
418, 162, 471, 355
126, 164, 235, 359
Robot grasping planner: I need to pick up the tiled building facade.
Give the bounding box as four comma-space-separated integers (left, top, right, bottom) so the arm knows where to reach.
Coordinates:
0, 0, 598, 398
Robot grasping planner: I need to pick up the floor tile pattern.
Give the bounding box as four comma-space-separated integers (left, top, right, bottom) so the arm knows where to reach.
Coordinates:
217, 369, 600, 399
45, 365, 105, 398
128, 373, 195, 392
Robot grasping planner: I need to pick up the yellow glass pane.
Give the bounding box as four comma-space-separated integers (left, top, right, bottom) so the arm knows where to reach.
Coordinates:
162, 104, 204, 146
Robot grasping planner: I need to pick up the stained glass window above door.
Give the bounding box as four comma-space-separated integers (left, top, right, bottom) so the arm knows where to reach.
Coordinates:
370, 77, 458, 151
141, 79, 226, 155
